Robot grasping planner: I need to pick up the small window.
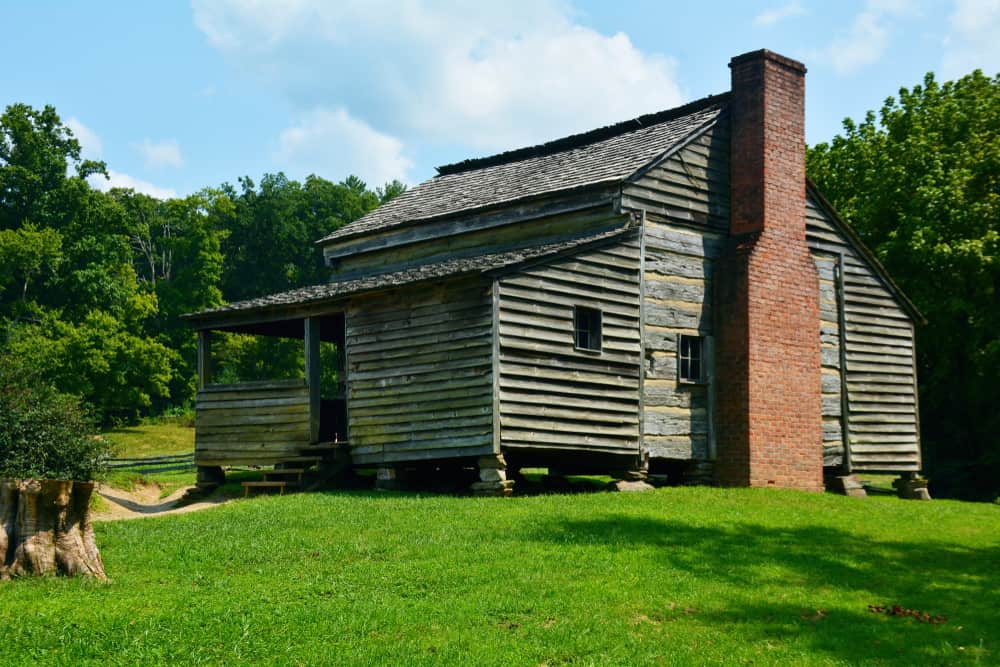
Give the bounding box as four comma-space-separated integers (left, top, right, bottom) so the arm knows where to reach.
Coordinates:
678, 335, 704, 382
573, 306, 602, 352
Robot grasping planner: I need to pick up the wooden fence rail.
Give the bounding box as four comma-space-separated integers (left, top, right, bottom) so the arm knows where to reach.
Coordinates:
105, 453, 195, 473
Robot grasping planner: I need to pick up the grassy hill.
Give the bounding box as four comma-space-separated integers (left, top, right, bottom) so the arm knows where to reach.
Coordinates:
2, 485, 997, 665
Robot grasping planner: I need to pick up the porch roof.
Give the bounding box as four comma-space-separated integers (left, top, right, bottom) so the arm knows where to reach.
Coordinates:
183, 226, 632, 329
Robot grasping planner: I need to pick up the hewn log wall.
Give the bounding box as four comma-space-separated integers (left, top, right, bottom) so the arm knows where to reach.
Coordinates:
625, 122, 729, 462
806, 193, 921, 472
346, 279, 495, 465
496, 232, 642, 458
813, 253, 846, 467
195, 380, 311, 466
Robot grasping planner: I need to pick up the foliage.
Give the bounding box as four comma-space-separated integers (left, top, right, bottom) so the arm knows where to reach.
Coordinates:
0, 488, 997, 664
808, 70, 1000, 501
0, 102, 391, 424
0, 354, 110, 481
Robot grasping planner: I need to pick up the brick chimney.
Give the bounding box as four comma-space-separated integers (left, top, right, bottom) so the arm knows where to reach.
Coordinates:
714, 49, 824, 491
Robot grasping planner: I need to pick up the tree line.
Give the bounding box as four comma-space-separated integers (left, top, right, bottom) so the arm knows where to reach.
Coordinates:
0, 103, 403, 424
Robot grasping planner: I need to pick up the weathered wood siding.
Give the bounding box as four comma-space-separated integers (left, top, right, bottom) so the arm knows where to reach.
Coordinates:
806, 193, 921, 472
813, 253, 846, 467
640, 222, 724, 460
625, 122, 729, 461
330, 199, 623, 279
621, 121, 730, 232
346, 279, 495, 465
195, 380, 311, 466
496, 233, 642, 457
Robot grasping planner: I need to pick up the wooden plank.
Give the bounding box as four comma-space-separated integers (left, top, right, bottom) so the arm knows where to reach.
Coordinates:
644, 410, 708, 436
351, 424, 493, 447
500, 429, 637, 451
350, 375, 490, 403
196, 396, 309, 410
643, 434, 708, 460
645, 301, 711, 332
500, 402, 636, 424
200, 379, 306, 393
500, 360, 639, 389
197, 330, 211, 390
351, 391, 493, 417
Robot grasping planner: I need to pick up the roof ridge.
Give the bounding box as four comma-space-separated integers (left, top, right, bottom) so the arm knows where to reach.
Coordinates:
435, 92, 730, 177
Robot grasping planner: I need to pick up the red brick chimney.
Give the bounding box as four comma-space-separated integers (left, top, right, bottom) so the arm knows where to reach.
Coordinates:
714, 49, 824, 491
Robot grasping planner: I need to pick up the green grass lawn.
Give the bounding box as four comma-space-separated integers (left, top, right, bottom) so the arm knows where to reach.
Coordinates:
101, 419, 195, 459
2, 487, 997, 666
99, 420, 197, 496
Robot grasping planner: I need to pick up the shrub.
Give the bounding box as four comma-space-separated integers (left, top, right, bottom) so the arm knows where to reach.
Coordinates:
0, 354, 112, 481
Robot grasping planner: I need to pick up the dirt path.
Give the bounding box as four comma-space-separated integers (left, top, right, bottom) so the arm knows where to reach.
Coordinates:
94, 483, 232, 521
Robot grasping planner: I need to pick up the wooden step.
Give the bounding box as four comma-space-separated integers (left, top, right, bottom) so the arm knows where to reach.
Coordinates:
242, 480, 297, 497
274, 455, 323, 465
264, 468, 309, 477
298, 442, 344, 454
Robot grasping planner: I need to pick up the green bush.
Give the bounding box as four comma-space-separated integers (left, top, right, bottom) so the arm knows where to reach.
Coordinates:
0, 354, 112, 481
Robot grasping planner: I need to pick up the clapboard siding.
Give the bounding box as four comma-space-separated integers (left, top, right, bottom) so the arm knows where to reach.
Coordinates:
628, 126, 729, 462
497, 234, 642, 457
195, 380, 311, 466
806, 193, 921, 472
333, 202, 624, 278
621, 121, 730, 231
346, 279, 495, 465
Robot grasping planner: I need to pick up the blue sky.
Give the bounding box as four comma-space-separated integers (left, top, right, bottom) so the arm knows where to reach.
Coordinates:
2, 1, 998, 199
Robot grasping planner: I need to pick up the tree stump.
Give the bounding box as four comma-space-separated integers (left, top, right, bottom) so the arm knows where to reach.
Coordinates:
0, 479, 106, 580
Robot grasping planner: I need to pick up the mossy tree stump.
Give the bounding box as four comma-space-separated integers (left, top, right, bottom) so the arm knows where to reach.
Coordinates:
0, 479, 106, 580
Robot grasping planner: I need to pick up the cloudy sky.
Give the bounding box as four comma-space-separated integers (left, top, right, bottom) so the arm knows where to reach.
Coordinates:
2, 1, 998, 199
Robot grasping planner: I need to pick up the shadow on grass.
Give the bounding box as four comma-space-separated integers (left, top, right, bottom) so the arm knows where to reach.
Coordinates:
527, 514, 999, 664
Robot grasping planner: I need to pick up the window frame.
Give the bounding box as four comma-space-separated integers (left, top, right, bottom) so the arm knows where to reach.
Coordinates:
572, 305, 603, 354
677, 334, 706, 384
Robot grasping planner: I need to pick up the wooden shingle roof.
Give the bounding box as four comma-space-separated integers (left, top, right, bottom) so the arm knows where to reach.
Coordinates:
185, 227, 632, 324
318, 94, 729, 244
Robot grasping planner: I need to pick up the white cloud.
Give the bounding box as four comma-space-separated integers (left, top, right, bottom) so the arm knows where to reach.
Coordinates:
942, 0, 1000, 79
191, 0, 686, 166
87, 170, 178, 200
65, 117, 103, 159
753, 2, 806, 27
133, 139, 184, 169
816, 0, 916, 75
275, 108, 413, 186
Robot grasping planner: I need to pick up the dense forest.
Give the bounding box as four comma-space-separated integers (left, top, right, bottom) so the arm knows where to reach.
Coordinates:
3, 65, 998, 500
0, 102, 403, 425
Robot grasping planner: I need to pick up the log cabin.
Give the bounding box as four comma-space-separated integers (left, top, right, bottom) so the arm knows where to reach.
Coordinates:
184, 49, 923, 495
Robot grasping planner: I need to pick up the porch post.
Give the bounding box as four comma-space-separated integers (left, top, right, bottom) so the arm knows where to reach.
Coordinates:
305, 317, 321, 443
197, 330, 212, 390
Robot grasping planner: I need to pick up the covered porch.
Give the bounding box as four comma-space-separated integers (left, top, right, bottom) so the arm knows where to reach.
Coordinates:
191, 309, 347, 473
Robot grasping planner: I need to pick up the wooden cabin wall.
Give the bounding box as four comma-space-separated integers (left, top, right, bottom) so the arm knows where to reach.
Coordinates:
640, 222, 724, 460
813, 254, 846, 467
329, 201, 626, 279
495, 234, 642, 460
195, 380, 311, 466
624, 122, 729, 462
805, 194, 921, 472
345, 278, 496, 465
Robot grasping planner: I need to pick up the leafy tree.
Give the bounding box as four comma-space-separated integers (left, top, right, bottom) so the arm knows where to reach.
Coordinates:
218, 172, 381, 301
0, 353, 111, 481
808, 70, 1000, 501
0, 104, 104, 231
0, 223, 62, 305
